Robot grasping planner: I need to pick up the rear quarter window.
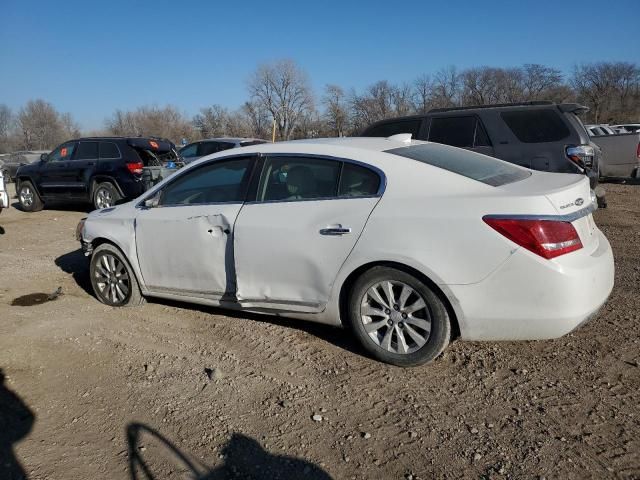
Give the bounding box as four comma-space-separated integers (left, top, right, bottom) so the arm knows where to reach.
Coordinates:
387, 143, 531, 187
500, 109, 571, 143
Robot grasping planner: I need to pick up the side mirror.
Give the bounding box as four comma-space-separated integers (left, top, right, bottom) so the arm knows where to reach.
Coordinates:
143, 193, 160, 209
40, 153, 48, 162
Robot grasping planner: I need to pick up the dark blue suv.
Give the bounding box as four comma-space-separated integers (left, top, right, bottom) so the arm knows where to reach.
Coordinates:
16, 137, 179, 211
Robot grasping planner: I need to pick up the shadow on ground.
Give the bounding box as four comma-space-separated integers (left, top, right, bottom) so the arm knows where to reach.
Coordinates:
127, 423, 332, 480
0, 369, 35, 480
55, 249, 366, 359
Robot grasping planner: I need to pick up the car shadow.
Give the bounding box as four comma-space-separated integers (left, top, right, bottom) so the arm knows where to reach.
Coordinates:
54, 249, 366, 359
11, 200, 93, 213
0, 369, 35, 480
127, 422, 333, 480
55, 249, 94, 296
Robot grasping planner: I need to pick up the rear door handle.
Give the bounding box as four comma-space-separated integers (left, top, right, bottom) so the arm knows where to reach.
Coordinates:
320, 225, 352, 236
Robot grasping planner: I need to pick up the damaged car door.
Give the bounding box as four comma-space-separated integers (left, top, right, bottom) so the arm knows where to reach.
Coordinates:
134, 156, 255, 298
234, 155, 384, 312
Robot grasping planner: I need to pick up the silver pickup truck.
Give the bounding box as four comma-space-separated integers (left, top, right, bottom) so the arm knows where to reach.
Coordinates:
590, 132, 640, 178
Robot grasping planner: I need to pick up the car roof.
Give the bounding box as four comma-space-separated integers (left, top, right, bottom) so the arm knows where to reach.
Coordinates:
191, 137, 267, 144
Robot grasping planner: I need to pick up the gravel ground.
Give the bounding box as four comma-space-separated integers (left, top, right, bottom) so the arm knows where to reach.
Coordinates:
0, 183, 638, 480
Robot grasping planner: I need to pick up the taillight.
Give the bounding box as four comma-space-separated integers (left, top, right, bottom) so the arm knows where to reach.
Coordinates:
566, 145, 594, 168
636, 142, 639, 160
126, 162, 144, 175
483, 217, 583, 259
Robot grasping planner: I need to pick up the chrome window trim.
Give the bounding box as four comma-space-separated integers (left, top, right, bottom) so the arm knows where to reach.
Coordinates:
135, 153, 256, 209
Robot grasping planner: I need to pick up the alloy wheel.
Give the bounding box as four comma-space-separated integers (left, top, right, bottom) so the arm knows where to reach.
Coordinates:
360, 280, 432, 354
94, 253, 131, 304
20, 185, 34, 208
95, 187, 113, 209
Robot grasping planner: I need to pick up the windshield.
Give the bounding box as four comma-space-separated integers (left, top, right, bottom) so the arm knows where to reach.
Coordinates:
387, 143, 531, 187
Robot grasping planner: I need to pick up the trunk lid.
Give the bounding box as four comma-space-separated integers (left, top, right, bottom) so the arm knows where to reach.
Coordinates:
500, 171, 598, 251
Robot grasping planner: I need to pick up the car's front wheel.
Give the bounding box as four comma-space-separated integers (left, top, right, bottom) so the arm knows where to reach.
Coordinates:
90, 243, 144, 307
347, 267, 451, 367
18, 181, 44, 212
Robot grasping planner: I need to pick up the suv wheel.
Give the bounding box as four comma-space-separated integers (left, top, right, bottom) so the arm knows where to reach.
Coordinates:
18, 181, 44, 212
93, 182, 121, 210
90, 244, 144, 307
347, 267, 451, 367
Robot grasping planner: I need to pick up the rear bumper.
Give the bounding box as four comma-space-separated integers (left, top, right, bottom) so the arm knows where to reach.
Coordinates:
449, 229, 614, 341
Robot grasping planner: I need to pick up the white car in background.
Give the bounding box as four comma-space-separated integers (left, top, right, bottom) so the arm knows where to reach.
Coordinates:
78, 136, 614, 366
0, 168, 9, 213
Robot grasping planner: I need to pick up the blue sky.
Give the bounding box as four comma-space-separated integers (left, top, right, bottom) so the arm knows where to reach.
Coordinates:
1, 0, 638, 130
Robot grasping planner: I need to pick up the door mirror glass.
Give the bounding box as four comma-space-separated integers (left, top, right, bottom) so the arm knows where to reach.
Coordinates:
40, 153, 48, 162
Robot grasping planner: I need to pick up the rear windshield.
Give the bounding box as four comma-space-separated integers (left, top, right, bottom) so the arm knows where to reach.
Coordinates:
387, 143, 531, 186
501, 109, 571, 143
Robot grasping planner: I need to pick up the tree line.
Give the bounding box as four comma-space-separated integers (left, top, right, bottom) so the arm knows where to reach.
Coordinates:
1, 60, 638, 153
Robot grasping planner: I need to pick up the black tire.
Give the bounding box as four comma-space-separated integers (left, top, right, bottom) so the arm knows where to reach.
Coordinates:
93, 182, 121, 210
347, 267, 451, 367
17, 180, 44, 212
90, 243, 145, 307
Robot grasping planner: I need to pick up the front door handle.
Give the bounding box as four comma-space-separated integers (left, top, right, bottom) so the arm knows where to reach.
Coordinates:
319, 225, 352, 236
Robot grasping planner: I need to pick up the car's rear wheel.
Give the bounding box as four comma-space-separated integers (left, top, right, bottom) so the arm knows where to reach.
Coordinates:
347, 267, 450, 367
90, 244, 144, 307
93, 182, 121, 210
18, 181, 44, 212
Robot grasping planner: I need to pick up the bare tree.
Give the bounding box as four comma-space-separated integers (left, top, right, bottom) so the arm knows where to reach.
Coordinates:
193, 105, 231, 138
521, 64, 563, 100
322, 85, 348, 137
0, 104, 14, 153
17, 99, 65, 149
248, 59, 314, 141
430, 66, 462, 108
241, 101, 271, 139
570, 62, 640, 123
413, 75, 432, 114
105, 105, 193, 142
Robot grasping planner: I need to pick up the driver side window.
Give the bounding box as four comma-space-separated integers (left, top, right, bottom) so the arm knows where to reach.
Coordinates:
159, 157, 253, 206
48, 142, 77, 162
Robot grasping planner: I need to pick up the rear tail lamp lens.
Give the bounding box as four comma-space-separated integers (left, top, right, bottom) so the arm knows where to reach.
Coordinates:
126, 162, 144, 175
483, 217, 583, 259
566, 145, 594, 168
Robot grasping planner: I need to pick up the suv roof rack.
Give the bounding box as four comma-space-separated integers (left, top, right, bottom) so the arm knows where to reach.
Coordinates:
428, 101, 554, 114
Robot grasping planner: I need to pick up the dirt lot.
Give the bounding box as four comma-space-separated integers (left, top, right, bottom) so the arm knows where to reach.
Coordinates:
0, 183, 639, 480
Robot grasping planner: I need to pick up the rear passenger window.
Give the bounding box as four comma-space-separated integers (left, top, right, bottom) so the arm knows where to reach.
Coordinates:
339, 164, 380, 197
501, 110, 570, 143
99, 142, 120, 159
75, 142, 98, 159
258, 157, 341, 201
363, 120, 422, 138
197, 142, 221, 157
428, 116, 476, 148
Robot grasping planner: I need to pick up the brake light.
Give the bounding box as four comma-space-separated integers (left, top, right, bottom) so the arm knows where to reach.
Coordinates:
483, 217, 583, 259
636, 142, 639, 160
126, 162, 144, 175
566, 145, 594, 168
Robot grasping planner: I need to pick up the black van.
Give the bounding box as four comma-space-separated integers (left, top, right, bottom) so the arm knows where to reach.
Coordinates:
361, 102, 601, 189
15, 137, 181, 211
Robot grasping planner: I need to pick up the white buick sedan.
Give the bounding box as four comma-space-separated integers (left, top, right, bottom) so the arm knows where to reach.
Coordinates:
78, 135, 614, 366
